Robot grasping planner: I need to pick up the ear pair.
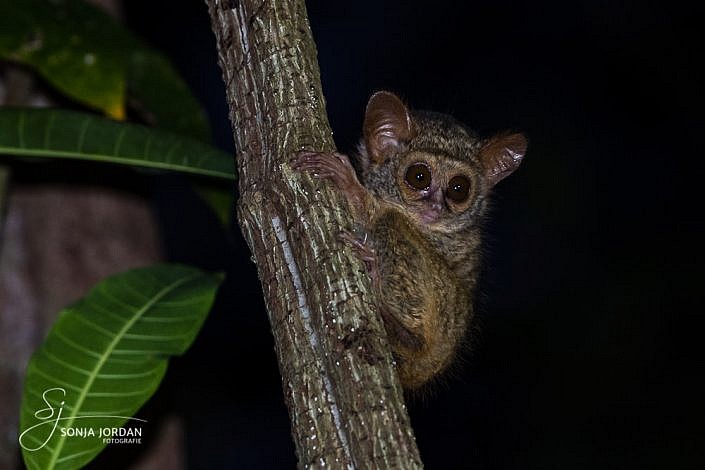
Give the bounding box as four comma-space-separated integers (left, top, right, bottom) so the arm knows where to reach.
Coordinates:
363, 91, 527, 187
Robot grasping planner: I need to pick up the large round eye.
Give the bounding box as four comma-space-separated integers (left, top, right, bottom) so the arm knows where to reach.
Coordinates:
405, 163, 432, 190
447, 175, 471, 202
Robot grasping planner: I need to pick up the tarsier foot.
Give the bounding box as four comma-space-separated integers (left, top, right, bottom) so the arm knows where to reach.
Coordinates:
339, 229, 380, 289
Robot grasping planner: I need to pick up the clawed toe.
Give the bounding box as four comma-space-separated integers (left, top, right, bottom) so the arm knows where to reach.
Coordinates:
339, 229, 380, 286
338, 230, 366, 248
340, 229, 376, 262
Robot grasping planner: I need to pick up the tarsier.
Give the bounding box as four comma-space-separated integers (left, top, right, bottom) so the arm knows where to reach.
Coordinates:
292, 91, 526, 389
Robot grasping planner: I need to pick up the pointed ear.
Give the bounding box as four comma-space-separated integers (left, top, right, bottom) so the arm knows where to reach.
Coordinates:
479, 132, 527, 187
363, 91, 414, 164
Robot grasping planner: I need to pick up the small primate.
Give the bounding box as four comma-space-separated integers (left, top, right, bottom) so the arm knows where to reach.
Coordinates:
292, 91, 526, 389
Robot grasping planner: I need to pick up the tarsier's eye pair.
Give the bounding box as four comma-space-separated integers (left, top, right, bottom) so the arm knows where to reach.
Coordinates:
404, 163, 471, 202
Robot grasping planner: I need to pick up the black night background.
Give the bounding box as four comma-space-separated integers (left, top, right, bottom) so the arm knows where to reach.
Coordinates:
73, 1, 703, 468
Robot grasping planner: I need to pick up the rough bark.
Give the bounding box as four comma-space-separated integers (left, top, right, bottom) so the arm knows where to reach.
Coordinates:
204, 1, 422, 468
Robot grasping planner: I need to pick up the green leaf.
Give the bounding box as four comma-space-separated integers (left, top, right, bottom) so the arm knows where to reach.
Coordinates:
0, 0, 211, 141
0, 0, 131, 119
19, 264, 223, 470
128, 49, 211, 142
0, 108, 234, 180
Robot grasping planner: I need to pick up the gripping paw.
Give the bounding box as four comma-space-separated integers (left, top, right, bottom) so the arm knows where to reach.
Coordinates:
339, 229, 380, 288
291, 150, 358, 189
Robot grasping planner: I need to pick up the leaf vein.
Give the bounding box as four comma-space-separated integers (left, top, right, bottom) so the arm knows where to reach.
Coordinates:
45, 272, 201, 467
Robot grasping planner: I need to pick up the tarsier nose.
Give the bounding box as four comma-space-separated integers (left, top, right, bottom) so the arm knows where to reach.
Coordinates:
429, 188, 445, 210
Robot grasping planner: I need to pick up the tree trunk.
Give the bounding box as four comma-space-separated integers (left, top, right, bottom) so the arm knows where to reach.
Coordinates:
204, 1, 422, 468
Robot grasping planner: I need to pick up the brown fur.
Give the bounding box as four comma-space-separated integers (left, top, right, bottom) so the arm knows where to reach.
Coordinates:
292, 91, 526, 388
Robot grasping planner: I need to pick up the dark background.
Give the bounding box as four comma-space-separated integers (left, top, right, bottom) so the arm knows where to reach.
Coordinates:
112, 1, 703, 468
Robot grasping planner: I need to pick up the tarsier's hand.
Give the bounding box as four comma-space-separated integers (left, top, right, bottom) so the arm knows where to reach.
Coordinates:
291, 151, 354, 184
291, 151, 367, 213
